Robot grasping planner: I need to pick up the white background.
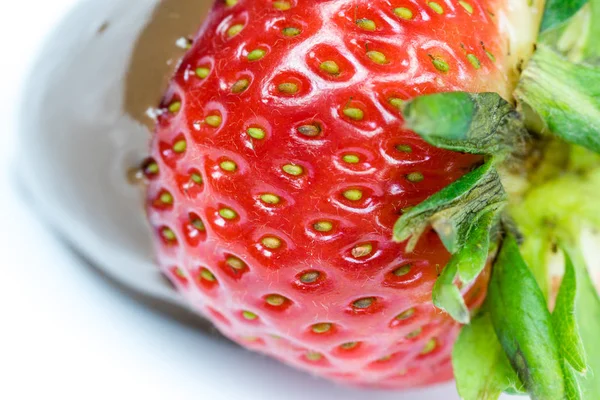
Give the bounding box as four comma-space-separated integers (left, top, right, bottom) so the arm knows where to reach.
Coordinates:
0, 1, 235, 399
0, 2, 474, 399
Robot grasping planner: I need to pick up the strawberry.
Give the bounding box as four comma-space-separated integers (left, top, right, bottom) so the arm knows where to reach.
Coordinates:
144, 0, 600, 395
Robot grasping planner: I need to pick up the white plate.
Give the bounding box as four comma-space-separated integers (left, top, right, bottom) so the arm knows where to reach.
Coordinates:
10, 0, 526, 398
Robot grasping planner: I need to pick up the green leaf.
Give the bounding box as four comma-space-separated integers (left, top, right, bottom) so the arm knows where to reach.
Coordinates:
518, 233, 552, 299
585, 0, 600, 59
563, 361, 583, 400
539, 0, 588, 34
432, 207, 500, 324
402, 92, 527, 158
452, 311, 524, 400
394, 161, 506, 253
488, 234, 565, 400
539, 0, 600, 61
564, 243, 600, 398
552, 249, 587, 373
516, 45, 600, 154
455, 208, 500, 284
432, 260, 469, 324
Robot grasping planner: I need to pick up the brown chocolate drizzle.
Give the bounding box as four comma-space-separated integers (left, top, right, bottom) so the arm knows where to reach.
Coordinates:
124, 0, 212, 131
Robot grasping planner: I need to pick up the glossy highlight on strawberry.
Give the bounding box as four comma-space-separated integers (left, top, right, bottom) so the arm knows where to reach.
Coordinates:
147, 0, 511, 388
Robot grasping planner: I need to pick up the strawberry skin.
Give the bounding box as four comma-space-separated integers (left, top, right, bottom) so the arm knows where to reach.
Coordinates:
147, 0, 509, 388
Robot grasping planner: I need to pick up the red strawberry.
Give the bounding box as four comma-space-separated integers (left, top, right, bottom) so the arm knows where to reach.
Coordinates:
147, 0, 521, 388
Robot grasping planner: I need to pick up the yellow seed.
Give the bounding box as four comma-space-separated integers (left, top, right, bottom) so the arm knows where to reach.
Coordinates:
220, 160, 237, 172
396, 144, 413, 153
205, 115, 222, 127
168, 101, 181, 113
172, 139, 187, 153
406, 327, 422, 339
388, 97, 404, 110
394, 7, 414, 20
396, 308, 415, 320
343, 189, 363, 201
428, 2, 444, 14
161, 227, 176, 241
278, 82, 299, 94
306, 351, 322, 361
352, 243, 373, 258
200, 268, 216, 282
195, 67, 210, 78
342, 154, 360, 164
297, 124, 321, 137
242, 311, 257, 320
260, 193, 281, 205
225, 0, 238, 6
393, 264, 412, 276
367, 50, 388, 64
219, 208, 237, 220
340, 342, 358, 350
353, 297, 374, 309
160, 192, 173, 204
313, 221, 333, 232
227, 23, 244, 37
431, 56, 449, 72
266, 294, 286, 306
467, 54, 481, 69
406, 172, 424, 182
282, 27, 301, 36
262, 236, 282, 249
320, 60, 340, 75
144, 161, 159, 175
356, 18, 376, 31
312, 323, 332, 334
343, 107, 364, 121
273, 0, 291, 10
174, 268, 186, 278
247, 127, 266, 139
282, 164, 303, 176
191, 173, 203, 184
247, 48, 266, 61
459, 1, 474, 14
421, 339, 437, 354
300, 271, 320, 283
226, 256, 245, 270
232, 78, 250, 93
191, 218, 205, 231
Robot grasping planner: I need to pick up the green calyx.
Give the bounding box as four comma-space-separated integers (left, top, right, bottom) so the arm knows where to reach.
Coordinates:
538, 0, 589, 38
432, 207, 501, 324
515, 0, 600, 154
396, 2, 600, 394
394, 159, 506, 325
402, 92, 527, 159
394, 160, 506, 254
453, 310, 524, 399
488, 235, 566, 399
402, 108, 600, 400
451, 230, 599, 400
516, 45, 600, 153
